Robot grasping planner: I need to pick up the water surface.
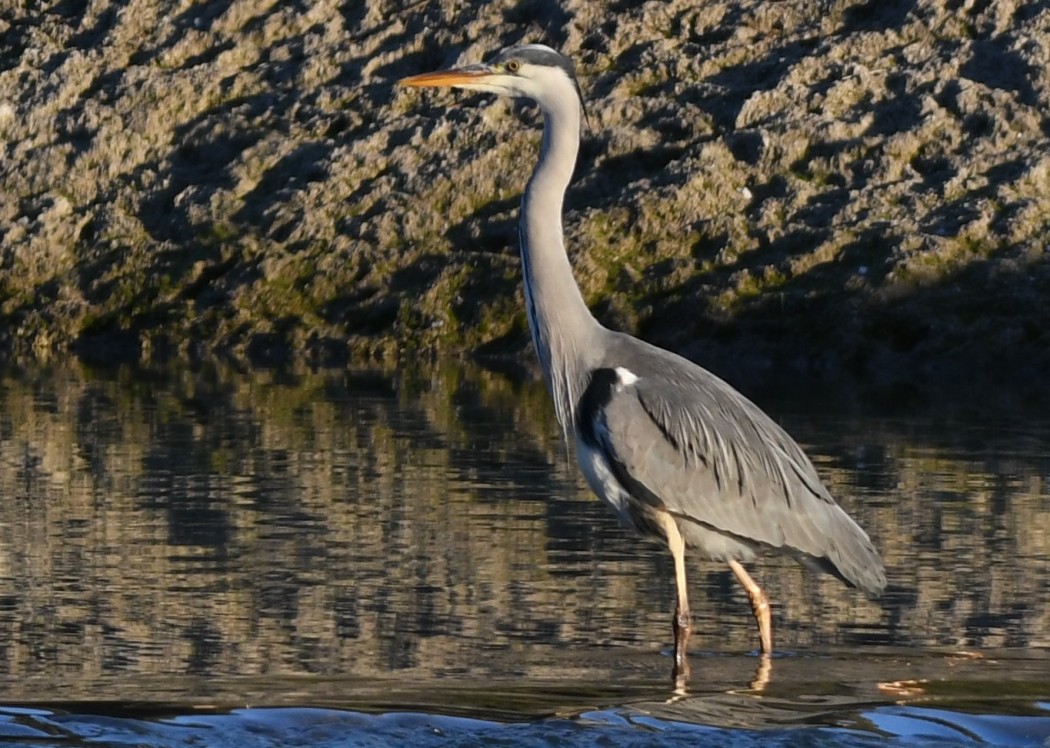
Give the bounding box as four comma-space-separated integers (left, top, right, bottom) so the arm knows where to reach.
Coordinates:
0, 361, 1046, 745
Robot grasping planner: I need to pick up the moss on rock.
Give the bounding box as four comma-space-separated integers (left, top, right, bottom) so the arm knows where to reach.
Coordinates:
0, 0, 1047, 381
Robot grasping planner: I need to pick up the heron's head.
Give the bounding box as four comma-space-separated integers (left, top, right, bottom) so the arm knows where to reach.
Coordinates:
400, 44, 584, 116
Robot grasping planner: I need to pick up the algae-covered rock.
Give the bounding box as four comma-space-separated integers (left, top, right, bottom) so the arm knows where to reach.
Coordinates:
0, 0, 1047, 380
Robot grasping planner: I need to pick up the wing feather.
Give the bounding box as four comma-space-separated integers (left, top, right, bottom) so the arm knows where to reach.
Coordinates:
590, 335, 887, 596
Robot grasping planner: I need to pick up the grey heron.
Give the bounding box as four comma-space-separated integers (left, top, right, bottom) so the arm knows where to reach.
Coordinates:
400, 44, 886, 687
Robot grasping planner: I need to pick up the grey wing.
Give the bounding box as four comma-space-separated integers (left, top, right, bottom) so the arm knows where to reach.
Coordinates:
593, 366, 887, 597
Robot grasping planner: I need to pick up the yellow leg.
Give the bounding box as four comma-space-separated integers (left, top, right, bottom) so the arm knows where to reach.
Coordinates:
656, 512, 691, 687
750, 653, 773, 691
728, 559, 772, 655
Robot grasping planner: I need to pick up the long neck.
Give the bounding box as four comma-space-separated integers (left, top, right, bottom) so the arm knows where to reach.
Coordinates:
519, 93, 600, 433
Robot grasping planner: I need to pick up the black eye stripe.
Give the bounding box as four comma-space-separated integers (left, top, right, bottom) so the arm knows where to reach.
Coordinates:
493, 46, 583, 102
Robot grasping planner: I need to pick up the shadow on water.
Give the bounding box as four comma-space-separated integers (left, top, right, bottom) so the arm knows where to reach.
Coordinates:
0, 359, 1047, 744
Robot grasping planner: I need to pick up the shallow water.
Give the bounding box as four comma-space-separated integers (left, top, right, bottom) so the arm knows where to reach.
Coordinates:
0, 360, 1047, 745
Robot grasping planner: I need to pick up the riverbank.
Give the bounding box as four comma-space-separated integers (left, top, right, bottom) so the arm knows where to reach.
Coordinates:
1, 0, 1047, 382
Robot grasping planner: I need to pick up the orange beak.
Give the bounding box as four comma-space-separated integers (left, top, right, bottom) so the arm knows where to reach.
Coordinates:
399, 68, 492, 88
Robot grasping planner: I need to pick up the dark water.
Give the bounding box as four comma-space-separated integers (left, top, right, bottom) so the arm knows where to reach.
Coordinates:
0, 361, 1047, 746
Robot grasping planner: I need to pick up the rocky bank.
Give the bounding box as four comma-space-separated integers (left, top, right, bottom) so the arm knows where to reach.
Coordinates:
1, 0, 1048, 383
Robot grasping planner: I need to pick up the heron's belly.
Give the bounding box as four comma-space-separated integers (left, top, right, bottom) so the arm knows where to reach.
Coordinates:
678, 521, 758, 563
575, 437, 759, 562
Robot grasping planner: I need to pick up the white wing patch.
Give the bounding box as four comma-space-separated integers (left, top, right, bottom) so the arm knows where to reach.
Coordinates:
614, 367, 639, 386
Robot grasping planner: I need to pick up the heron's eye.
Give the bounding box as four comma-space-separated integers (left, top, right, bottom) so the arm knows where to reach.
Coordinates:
505, 59, 521, 73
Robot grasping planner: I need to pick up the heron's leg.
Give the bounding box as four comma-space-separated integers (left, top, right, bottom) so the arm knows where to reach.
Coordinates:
656, 513, 691, 686
727, 559, 772, 655
749, 653, 773, 692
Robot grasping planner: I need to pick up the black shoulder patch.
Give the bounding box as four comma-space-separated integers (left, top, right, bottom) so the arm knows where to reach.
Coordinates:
576, 368, 620, 448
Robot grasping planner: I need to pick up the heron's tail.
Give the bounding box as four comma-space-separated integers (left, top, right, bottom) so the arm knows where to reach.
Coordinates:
806, 506, 887, 598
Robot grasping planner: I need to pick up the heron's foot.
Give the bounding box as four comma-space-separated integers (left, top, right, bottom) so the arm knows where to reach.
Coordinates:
727, 560, 774, 656
749, 653, 773, 692
671, 609, 692, 687
671, 647, 691, 689
748, 592, 772, 655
